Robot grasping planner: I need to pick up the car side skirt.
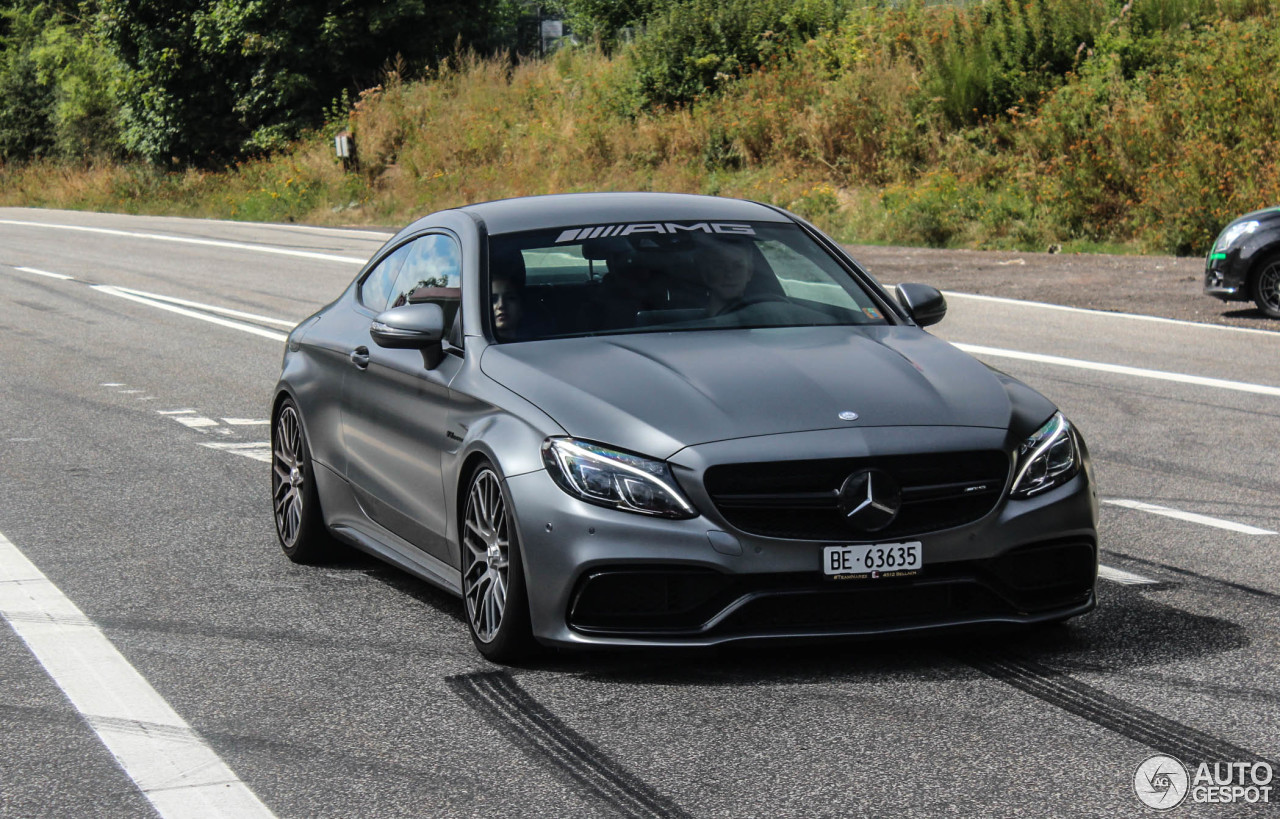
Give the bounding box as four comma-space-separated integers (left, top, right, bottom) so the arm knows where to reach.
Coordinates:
313, 460, 463, 596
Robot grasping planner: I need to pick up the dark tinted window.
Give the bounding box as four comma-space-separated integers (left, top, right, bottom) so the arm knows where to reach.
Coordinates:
487, 221, 888, 341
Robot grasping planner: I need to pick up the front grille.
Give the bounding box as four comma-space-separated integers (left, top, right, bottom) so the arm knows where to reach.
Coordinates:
703, 451, 1009, 540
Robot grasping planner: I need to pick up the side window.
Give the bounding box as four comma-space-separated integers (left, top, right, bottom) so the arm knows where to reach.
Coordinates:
359, 242, 412, 313
388, 233, 464, 334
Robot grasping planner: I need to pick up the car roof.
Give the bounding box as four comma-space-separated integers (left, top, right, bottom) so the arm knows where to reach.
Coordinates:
450, 192, 794, 236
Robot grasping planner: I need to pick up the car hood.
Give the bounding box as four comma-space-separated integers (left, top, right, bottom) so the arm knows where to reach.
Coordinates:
480, 325, 1050, 459
1229, 206, 1280, 226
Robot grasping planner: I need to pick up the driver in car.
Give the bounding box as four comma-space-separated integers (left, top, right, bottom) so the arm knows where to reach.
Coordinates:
702, 240, 755, 316
703, 238, 794, 317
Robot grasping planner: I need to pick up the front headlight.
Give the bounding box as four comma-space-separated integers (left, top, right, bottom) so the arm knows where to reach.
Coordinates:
541, 438, 698, 519
1214, 220, 1259, 252
1010, 412, 1081, 498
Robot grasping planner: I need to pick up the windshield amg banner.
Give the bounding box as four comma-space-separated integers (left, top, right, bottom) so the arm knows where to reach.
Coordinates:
555, 223, 756, 243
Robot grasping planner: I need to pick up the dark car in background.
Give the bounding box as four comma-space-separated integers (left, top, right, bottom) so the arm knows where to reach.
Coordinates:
271, 192, 1099, 663
1204, 206, 1280, 318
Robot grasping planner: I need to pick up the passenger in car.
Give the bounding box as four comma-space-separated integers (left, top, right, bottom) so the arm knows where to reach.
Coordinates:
490, 248, 526, 340
491, 247, 554, 341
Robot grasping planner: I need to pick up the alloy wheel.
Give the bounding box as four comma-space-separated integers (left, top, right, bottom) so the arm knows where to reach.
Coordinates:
272, 405, 306, 548
463, 469, 509, 643
1258, 261, 1280, 314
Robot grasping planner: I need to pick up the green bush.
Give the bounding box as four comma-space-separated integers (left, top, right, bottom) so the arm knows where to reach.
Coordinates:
631, 0, 852, 107
1017, 11, 1280, 252
881, 169, 1041, 249
0, 3, 56, 161
557, 0, 664, 49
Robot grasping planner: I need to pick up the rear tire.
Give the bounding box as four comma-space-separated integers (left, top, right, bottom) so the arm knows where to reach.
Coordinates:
461, 462, 538, 663
1250, 253, 1280, 318
272, 398, 338, 563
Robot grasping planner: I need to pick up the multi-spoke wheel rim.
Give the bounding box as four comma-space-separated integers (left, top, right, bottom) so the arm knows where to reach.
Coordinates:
1258, 262, 1280, 313
272, 406, 306, 547
463, 469, 509, 643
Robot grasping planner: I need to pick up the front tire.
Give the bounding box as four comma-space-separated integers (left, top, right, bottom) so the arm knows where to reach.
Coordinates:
272, 399, 337, 563
461, 463, 537, 663
1251, 253, 1280, 318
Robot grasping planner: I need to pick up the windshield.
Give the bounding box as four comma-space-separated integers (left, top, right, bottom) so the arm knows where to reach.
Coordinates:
486, 221, 890, 342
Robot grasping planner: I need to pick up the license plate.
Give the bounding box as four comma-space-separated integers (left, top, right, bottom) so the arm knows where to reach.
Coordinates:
823, 542, 922, 580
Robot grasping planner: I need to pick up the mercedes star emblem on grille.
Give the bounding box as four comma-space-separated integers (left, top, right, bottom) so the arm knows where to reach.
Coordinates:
837, 469, 902, 531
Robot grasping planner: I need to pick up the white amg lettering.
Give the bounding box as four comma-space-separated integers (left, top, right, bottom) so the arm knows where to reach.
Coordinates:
554, 222, 758, 243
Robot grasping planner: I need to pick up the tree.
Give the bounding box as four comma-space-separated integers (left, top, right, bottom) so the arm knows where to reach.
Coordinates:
0, 2, 60, 161
554, 0, 662, 49
98, 0, 510, 164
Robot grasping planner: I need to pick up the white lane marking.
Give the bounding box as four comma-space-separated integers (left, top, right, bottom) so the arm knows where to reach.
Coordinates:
93, 286, 288, 342
173, 416, 218, 430
1097, 565, 1161, 586
953, 343, 1280, 398
1104, 499, 1277, 535
222, 418, 270, 426
0, 219, 365, 265
157, 409, 196, 415
13, 265, 74, 281
201, 442, 273, 463
0, 529, 278, 819
944, 291, 1280, 339
117, 390, 144, 394
100, 215, 393, 240
258, 223, 393, 240
109, 287, 298, 328
101, 383, 125, 387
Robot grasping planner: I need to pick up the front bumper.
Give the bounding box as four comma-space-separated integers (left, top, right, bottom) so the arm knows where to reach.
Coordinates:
1205, 253, 1247, 301
507, 435, 1098, 649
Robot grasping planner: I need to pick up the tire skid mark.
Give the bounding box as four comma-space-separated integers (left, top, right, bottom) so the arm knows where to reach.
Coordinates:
1103, 549, 1280, 601
967, 652, 1277, 767
447, 671, 690, 819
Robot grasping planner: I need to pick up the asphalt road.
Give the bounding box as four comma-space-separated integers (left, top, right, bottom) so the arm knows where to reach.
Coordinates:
1, 207, 1277, 818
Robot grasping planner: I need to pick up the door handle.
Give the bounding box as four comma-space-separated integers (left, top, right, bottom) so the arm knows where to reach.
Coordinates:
349, 346, 370, 370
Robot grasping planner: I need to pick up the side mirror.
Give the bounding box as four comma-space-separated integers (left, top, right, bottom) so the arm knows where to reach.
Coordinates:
370, 302, 445, 349
895, 283, 947, 327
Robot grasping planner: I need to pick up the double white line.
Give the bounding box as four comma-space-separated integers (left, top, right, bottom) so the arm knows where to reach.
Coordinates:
93, 285, 292, 342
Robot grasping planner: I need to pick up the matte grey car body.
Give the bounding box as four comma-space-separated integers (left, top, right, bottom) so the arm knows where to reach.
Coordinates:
272, 192, 1098, 661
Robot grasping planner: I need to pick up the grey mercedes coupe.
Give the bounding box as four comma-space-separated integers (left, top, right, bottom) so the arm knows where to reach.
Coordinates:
272, 193, 1098, 662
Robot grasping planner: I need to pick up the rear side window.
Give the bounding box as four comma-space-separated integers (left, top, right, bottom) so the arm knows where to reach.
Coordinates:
360, 242, 412, 312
